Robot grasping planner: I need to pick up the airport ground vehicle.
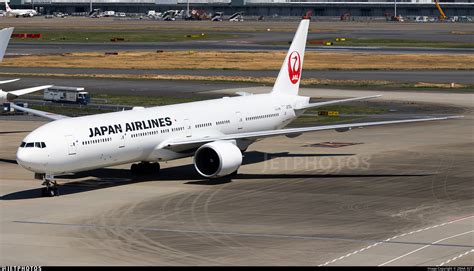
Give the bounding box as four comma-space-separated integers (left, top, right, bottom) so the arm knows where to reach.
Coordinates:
211, 12, 223, 21
2, 102, 27, 114
415, 16, 429, 22
229, 12, 243, 21
43, 86, 90, 105
435, 0, 447, 20
102, 10, 115, 17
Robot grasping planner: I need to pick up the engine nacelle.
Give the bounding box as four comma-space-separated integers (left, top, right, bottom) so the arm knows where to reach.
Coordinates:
193, 141, 242, 178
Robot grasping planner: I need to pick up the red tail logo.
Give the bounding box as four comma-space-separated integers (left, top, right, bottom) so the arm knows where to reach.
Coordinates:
287, 51, 301, 85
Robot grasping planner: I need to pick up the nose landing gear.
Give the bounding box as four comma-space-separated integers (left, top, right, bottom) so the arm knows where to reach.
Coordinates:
130, 162, 160, 175
41, 174, 58, 197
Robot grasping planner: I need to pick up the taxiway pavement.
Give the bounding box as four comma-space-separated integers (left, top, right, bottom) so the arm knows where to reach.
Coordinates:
1, 88, 472, 266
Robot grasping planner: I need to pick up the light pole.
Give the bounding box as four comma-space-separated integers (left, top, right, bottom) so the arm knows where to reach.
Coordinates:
186, 0, 190, 18
394, 0, 397, 18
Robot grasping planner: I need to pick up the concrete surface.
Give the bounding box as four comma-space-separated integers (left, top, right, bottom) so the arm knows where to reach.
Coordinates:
1, 87, 472, 266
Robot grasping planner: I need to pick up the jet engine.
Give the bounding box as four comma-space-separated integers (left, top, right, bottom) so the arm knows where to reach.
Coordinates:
193, 141, 242, 178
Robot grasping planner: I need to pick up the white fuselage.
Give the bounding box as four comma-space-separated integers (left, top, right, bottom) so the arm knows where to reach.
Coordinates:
7, 9, 37, 17
16, 93, 308, 175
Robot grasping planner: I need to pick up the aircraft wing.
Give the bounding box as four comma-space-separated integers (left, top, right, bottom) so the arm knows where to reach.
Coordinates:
0, 27, 13, 62
161, 116, 463, 149
7, 85, 53, 99
10, 103, 69, 120
295, 95, 382, 110
0, 78, 20, 85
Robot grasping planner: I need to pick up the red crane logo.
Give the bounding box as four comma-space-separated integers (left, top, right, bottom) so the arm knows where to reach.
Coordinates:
288, 51, 301, 85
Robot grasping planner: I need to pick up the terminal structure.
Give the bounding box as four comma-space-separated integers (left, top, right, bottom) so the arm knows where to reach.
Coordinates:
7, 0, 474, 17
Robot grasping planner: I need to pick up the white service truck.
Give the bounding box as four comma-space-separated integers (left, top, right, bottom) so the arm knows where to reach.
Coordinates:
43, 86, 90, 105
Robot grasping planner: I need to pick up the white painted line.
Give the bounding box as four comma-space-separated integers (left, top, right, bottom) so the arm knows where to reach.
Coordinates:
439, 249, 474, 266
319, 215, 474, 266
378, 230, 474, 266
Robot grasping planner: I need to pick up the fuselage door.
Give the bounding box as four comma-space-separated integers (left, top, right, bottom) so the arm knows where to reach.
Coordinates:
119, 133, 126, 148
65, 135, 77, 155
282, 104, 294, 125
236, 111, 243, 130
184, 119, 192, 137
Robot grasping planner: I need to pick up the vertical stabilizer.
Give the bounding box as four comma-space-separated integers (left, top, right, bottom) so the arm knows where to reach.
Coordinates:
0, 27, 14, 62
5, 1, 12, 12
271, 19, 309, 96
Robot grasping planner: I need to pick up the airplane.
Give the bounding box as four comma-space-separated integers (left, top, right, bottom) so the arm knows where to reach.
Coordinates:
0, 27, 52, 102
4, 1, 38, 17
12, 20, 462, 197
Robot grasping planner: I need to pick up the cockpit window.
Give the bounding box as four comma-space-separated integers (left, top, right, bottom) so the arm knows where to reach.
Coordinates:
21, 142, 46, 148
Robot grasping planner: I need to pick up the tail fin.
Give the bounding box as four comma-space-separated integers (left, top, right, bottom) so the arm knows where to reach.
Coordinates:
5, 1, 11, 12
271, 19, 309, 96
0, 28, 13, 62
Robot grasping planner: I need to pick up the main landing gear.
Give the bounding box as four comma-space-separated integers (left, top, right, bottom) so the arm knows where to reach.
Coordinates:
130, 162, 160, 175
41, 174, 58, 197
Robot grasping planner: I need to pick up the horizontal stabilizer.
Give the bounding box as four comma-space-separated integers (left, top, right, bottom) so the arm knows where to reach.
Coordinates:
295, 95, 382, 110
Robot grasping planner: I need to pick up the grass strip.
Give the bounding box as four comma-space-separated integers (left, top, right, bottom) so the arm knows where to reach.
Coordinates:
3, 51, 474, 70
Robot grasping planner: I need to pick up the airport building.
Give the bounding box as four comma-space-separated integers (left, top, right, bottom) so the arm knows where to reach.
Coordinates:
8, 0, 474, 17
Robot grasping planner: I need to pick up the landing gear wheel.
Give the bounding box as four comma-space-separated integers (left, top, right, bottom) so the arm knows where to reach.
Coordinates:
41, 177, 58, 197
51, 186, 59, 196
131, 163, 139, 174
42, 186, 58, 197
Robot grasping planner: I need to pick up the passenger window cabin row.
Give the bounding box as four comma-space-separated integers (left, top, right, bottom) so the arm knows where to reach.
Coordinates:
131, 127, 178, 138
196, 122, 212, 128
246, 113, 279, 121
82, 138, 111, 145
216, 120, 230, 125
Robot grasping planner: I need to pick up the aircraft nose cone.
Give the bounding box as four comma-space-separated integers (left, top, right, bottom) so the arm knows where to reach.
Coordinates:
16, 148, 44, 172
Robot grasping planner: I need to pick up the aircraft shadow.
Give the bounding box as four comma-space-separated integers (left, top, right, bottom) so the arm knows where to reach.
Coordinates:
242, 151, 354, 166
185, 173, 432, 185
0, 130, 31, 135
0, 151, 430, 200
0, 158, 17, 164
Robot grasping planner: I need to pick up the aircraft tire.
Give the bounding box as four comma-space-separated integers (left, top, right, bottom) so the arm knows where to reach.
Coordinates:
42, 187, 58, 197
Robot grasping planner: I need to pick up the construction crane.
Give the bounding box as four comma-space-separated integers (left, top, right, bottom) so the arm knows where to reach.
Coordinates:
435, 0, 447, 21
